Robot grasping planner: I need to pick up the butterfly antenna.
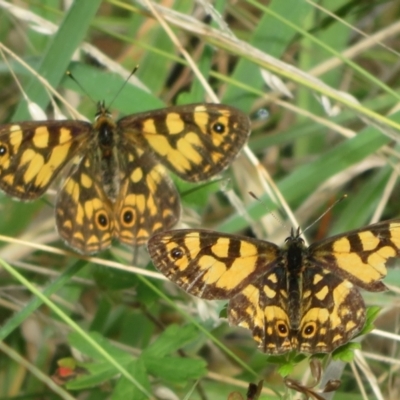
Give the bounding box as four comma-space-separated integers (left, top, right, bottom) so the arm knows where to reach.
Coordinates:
249, 191, 284, 226
301, 194, 348, 235
67, 66, 139, 110
66, 70, 98, 108
107, 65, 139, 110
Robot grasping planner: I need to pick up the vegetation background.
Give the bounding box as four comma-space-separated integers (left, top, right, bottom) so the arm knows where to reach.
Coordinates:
0, 0, 399, 399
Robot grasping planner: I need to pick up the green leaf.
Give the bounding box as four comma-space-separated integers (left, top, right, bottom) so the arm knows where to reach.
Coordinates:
359, 306, 382, 335
66, 361, 120, 390
92, 263, 139, 291
145, 356, 207, 384
112, 359, 151, 400
277, 361, 295, 377
143, 324, 199, 358
332, 342, 361, 362
268, 351, 309, 377
68, 331, 129, 360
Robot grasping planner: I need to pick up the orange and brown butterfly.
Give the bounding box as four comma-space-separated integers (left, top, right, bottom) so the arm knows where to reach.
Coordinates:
0, 102, 250, 254
148, 219, 400, 354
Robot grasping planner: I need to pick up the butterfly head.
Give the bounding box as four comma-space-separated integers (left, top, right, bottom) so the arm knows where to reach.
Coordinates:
95, 101, 112, 120
284, 227, 305, 249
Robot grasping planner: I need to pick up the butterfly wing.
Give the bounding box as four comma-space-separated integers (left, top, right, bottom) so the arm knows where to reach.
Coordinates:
0, 121, 91, 199
148, 230, 280, 299
296, 267, 366, 354
114, 146, 180, 246
229, 265, 366, 355
118, 103, 251, 182
228, 267, 293, 354
308, 219, 400, 291
55, 152, 114, 254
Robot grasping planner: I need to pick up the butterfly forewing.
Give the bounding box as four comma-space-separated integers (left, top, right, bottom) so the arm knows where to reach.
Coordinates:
0, 121, 91, 199
119, 103, 251, 182
148, 230, 280, 299
308, 219, 400, 291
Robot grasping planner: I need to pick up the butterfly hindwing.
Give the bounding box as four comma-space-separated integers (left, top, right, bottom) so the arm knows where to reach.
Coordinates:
114, 146, 180, 247
228, 266, 366, 354
228, 267, 293, 354
297, 267, 366, 354
55, 153, 114, 254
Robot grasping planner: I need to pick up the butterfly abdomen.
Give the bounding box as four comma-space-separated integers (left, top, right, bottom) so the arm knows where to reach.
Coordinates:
285, 237, 306, 329
94, 115, 122, 202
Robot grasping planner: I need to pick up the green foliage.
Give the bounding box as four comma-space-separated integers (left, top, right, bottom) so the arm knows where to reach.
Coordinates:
66, 325, 206, 394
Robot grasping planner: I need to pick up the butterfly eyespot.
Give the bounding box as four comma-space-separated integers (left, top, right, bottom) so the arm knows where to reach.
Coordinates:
277, 322, 288, 336
123, 210, 133, 223
120, 207, 136, 228
212, 122, 225, 134
0, 144, 8, 156
302, 323, 316, 337
96, 211, 109, 229
170, 247, 183, 260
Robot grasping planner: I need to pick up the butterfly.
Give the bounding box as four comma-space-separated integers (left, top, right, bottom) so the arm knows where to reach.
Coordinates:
0, 102, 250, 254
148, 219, 400, 354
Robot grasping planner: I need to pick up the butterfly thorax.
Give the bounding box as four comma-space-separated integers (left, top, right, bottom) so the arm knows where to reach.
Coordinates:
94, 104, 117, 153
97, 117, 115, 153
284, 231, 307, 330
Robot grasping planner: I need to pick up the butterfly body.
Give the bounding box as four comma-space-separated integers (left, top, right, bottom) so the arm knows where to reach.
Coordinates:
148, 220, 400, 354
0, 102, 250, 254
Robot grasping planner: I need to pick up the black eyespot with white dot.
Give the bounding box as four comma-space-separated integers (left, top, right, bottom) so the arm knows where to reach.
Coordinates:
212, 122, 226, 134
123, 210, 133, 223
97, 212, 108, 228
0, 144, 8, 156
170, 247, 183, 260
303, 323, 316, 337
277, 322, 288, 335
121, 207, 135, 227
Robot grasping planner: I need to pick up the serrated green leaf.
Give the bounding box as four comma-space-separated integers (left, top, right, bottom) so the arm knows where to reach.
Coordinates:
66, 361, 118, 390
68, 331, 129, 360
112, 359, 151, 400
143, 324, 199, 358
145, 356, 207, 384
277, 361, 295, 377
